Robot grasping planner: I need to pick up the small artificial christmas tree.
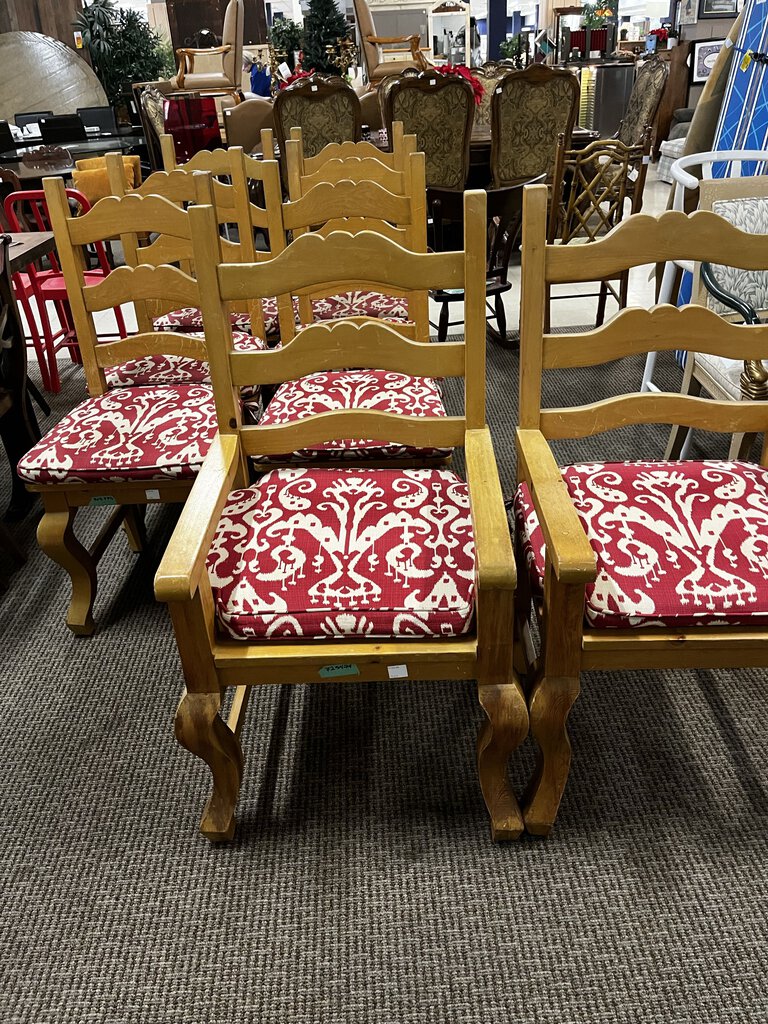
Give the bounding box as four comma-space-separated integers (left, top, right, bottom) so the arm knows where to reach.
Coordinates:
301, 0, 350, 75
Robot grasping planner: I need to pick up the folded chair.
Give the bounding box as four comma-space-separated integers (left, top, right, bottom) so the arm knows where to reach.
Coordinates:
513, 183, 768, 836
18, 182, 222, 635
155, 191, 527, 842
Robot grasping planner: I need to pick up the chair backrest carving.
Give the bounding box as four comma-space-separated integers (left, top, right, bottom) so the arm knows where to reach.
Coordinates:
381, 72, 474, 190
491, 66, 579, 187
617, 56, 668, 148
273, 74, 362, 160
520, 182, 768, 449
189, 189, 488, 449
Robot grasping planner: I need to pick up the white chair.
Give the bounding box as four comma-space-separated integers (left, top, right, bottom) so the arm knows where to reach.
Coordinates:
641, 148, 768, 393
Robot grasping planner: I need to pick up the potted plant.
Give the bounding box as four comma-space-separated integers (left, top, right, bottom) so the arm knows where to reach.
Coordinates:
649, 27, 670, 49
667, 28, 680, 48
269, 18, 304, 72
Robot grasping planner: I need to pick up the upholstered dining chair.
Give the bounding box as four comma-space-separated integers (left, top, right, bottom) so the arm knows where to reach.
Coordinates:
513, 183, 768, 837
546, 128, 653, 327
380, 72, 475, 191
352, 0, 428, 85
273, 74, 362, 163
666, 175, 768, 462
170, 0, 245, 104
473, 64, 512, 131
155, 188, 528, 843
616, 56, 668, 149
18, 180, 223, 635
490, 65, 579, 188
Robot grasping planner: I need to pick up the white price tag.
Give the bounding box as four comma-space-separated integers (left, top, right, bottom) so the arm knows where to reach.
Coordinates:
145, 488, 160, 500
387, 664, 408, 679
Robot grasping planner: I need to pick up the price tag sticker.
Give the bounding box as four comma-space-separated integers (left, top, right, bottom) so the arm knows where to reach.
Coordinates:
90, 495, 116, 507
387, 664, 408, 679
145, 488, 160, 501
319, 663, 359, 679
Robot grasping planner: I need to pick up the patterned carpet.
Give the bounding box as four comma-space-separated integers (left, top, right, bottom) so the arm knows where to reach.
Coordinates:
1, 340, 767, 1023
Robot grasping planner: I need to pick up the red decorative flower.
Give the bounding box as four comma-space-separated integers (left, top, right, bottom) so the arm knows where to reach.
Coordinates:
434, 63, 485, 105
650, 28, 668, 43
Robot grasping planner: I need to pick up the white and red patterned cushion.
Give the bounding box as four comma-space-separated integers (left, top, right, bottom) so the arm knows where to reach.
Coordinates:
253, 370, 450, 463
310, 291, 410, 323
17, 385, 217, 485
153, 307, 254, 332
207, 467, 476, 640
513, 460, 768, 628
104, 331, 268, 388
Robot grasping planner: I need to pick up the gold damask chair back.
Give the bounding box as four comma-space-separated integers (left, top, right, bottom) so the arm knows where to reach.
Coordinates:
490, 65, 579, 187
473, 65, 511, 130
381, 72, 475, 190
273, 74, 362, 161
616, 56, 668, 148
154, 189, 529, 845
514, 182, 768, 837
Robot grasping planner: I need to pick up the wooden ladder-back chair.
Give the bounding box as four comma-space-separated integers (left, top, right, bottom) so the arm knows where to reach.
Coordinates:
666, 175, 768, 463
18, 180, 222, 635
286, 121, 416, 176
282, 137, 429, 339
159, 139, 288, 344
155, 190, 528, 843
546, 128, 653, 327
490, 66, 579, 188
513, 182, 768, 836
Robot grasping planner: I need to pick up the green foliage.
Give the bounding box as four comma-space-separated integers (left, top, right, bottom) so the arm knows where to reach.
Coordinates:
580, 4, 608, 29
270, 18, 304, 71
73, 2, 172, 105
301, 0, 349, 74
498, 34, 527, 67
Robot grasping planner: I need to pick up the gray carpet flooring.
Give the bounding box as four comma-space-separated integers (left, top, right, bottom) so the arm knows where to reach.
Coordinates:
1, 340, 767, 1024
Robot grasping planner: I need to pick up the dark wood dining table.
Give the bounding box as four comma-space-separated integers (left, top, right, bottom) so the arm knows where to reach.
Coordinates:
6, 231, 56, 274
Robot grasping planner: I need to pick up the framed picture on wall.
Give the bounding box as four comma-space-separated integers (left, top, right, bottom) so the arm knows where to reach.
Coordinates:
698, 0, 738, 17
678, 0, 698, 25
692, 38, 727, 82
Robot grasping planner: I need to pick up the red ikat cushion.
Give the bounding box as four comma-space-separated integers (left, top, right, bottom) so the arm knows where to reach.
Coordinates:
513, 460, 768, 628
207, 467, 476, 640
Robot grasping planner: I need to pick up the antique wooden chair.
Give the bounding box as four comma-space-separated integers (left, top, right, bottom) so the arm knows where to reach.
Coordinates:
380, 72, 475, 191
616, 56, 668, 150
18, 181, 222, 635
666, 175, 768, 462
473, 64, 512, 131
490, 66, 579, 188
154, 190, 527, 842
170, 0, 245, 104
513, 183, 768, 836
546, 129, 652, 327
281, 135, 428, 338
273, 74, 362, 163
156, 140, 286, 342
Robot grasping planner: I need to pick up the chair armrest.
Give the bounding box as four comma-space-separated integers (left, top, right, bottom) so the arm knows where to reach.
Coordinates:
465, 427, 516, 591
701, 261, 761, 325
366, 34, 418, 44
155, 433, 240, 603
176, 45, 232, 56
515, 428, 596, 584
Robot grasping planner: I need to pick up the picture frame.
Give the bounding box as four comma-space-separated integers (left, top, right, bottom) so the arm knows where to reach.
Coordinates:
698, 0, 738, 18
678, 0, 698, 25
692, 38, 727, 82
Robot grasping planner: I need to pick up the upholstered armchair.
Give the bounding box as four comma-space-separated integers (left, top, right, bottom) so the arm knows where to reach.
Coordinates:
380, 72, 475, 190
273, 75, 362, 162
490, 65, 579, 187
171, 0, 244, 103
352, 0, 428, 84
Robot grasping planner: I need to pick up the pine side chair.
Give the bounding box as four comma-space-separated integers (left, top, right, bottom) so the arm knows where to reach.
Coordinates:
18, 180, 222, 635
154, 191, 528, 842
286, 122, 416, 176
274, 149, 429, 341
513, 183, 768, 836
158, 138, 286, 342
103, 154, 270, 407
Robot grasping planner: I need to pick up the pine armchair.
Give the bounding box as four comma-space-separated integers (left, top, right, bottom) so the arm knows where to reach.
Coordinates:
513, 183, 768, 836
155, 191, 528, 842
171, 0, 245, 103
19, 181, 222, 634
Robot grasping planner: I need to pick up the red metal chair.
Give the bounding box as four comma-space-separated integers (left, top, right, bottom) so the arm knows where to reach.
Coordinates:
4, 188, 128, 393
